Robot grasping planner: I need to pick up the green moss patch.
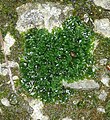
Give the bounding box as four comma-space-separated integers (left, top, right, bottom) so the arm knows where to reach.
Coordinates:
20, 16, 96, 102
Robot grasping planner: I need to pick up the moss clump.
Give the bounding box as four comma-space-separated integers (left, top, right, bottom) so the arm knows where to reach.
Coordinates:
20, 16, 96, 103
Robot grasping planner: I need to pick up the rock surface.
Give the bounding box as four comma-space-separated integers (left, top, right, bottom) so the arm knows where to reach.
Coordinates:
100, 58, 108, 65
101, 75, 110, 87
3, 32, 15, 55
1, 98, 10, 106
94, 18, 110, 37
62, 117, 72, 120
93, 0, 110, 10
98, 90, 107, 101
97, 106, 105, 113
16, 2, 73, 32
0, 61, 19, 76
63, 79, 100, 90
28, 99, 49, 120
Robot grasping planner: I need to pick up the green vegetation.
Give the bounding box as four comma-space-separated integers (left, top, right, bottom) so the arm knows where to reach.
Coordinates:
20, 16, 96, 102
0, 0, 110, 119
105, 100, 110, 120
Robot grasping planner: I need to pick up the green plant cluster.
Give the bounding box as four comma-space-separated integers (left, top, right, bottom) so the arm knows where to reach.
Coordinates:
20, 16, 95, 102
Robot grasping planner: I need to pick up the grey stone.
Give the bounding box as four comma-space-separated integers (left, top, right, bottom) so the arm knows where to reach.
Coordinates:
27, 99, 49, 120
101, 75, 110, 87
63, 79, 100, 90
1, 98, 10, 106
62, 117, 72, 120
0, 61, 19, 76
2, 32, 15, 55
98, 90, 107, 101
94, 18, 110, 37
97, 106, 105, 113
93, 0, 110, 10
100, 58, 108, 65
16, 2, 73, 33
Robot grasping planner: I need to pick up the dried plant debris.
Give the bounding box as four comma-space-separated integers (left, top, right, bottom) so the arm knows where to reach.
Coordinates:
93, 0, 110, 10
20, 16, 98, 103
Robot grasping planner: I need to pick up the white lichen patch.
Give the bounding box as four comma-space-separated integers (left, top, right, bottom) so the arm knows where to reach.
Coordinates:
0, 65, 8, 76
100, 58, 108, 65
12, 76, 19, 80
0, 61, 19, 76
2, 32, 15, 55
97, 106, 105, 113
16, 2, 73, 32
1, 98, 10, 107
63, 79, 100, 90
93, 0, 110, 10
101, 75, 110, 87
83, 14, 89, 23
94, 18, 110, 37
62, 117, 72, 120
98, 90, 107, 101
28, 99, 49, 120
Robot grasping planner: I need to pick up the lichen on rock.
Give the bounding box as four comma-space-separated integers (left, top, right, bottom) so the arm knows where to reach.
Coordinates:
94, 18, 110, 38
63, 79, 100, 90
0, 61, 19, 76
93, 0, 110, 10
2, 32, 15, 55
28, 99, 49, 120
16, 2, 73, 32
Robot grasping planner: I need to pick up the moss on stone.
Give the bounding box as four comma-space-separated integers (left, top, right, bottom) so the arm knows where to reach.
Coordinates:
0, 0, 110, 119
20, 16, 96, 103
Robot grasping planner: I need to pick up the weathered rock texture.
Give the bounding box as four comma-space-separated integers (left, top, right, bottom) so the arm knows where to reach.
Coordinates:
93, 0, 110, 10
62, 117, 72, 120
101, 75, 110, 87
3, 32, 15, 55
98, 90, 107, 101
94, 18, 110, 37
63, 79, 100, 90
16, 2, 73, 32
28, 99, 49, 120
1, 98, 11, 107
0, 61, 19, 76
